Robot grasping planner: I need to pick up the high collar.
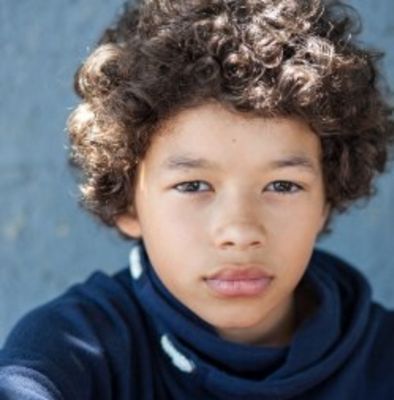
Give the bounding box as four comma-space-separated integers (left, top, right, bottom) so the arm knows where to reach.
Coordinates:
128, 240, 371, 400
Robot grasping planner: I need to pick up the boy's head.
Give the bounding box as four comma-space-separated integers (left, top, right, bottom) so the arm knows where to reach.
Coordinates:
68, 0, 393, 237
67, 0, 393, 344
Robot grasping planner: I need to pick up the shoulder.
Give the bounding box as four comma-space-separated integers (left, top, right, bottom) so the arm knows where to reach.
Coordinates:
3, 267, 142, 350
311, 249, 394, 394
366, 302, 394, 358
355, 302, 394, 396
315, 250, 394, 360
0, 267, 148, 399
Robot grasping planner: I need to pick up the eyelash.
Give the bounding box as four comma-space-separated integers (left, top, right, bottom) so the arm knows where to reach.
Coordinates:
173, 180, 303, 195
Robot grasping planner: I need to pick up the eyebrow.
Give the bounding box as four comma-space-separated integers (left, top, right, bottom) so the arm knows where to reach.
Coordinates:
161, 154, 318, 175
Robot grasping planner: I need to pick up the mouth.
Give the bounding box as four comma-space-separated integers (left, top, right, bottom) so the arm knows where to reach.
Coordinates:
203, 265, 274, 298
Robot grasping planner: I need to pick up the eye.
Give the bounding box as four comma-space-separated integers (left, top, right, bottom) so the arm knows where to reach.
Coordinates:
265, 180, 303, 194
173, 180, 211, 193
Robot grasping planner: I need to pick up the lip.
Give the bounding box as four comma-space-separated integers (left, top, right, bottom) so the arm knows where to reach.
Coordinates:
204, 265, 273, 297
205, 265, 273, 281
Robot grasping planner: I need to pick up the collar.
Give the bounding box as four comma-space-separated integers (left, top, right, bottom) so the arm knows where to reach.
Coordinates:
128, 239, 371, 399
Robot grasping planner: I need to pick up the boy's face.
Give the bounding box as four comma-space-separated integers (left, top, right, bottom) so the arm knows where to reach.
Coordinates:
117, 102, 329, 346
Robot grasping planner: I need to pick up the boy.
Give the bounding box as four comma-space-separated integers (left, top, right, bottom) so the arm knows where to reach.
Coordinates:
1, 0, 394, 399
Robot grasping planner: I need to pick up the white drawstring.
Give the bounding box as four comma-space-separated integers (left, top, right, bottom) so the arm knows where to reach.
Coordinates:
160, 334, 195, 373
129, 242, 195, 373
129, 243, 143, 280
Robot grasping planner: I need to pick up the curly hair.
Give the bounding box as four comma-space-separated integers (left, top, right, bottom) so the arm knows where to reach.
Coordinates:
67, 0, 394, 237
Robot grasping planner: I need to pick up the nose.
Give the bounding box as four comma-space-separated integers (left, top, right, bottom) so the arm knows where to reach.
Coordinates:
211, 194, 266, 251
215, 223, 265, 251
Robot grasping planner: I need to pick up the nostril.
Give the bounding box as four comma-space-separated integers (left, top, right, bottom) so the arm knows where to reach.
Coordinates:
220, 239, 263, 250
214, 223, 266, 250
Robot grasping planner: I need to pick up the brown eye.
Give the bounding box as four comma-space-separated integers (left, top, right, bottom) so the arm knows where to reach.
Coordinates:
174, 180, 211, 193
266, 181, 302, 194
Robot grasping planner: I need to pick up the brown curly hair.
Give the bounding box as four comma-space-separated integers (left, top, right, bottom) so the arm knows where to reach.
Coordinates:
67, 0, 394, 237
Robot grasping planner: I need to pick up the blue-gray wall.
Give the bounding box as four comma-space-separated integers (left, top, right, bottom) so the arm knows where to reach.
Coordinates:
1, 0, 393, 345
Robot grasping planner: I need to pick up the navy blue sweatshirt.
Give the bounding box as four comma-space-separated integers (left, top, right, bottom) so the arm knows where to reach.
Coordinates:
1, 240, 394, 399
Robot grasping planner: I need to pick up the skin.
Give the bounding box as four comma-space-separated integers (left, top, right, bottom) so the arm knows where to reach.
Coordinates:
116, 101, 330, 347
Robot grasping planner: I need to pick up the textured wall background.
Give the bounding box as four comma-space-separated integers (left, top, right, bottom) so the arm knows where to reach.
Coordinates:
1, 0, 393, 345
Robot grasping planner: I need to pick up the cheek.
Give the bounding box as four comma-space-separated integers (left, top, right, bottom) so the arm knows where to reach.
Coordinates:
267, 205, 322, 264
140, 197, 205, 259
267, 195, 325, 231
161, 198, 208, 233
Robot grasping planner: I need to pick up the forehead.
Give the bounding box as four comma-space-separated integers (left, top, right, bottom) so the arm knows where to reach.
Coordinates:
143, 102, 321, 173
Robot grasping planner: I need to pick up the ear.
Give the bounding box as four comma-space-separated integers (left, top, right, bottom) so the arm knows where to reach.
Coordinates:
115, 208, 142, 238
